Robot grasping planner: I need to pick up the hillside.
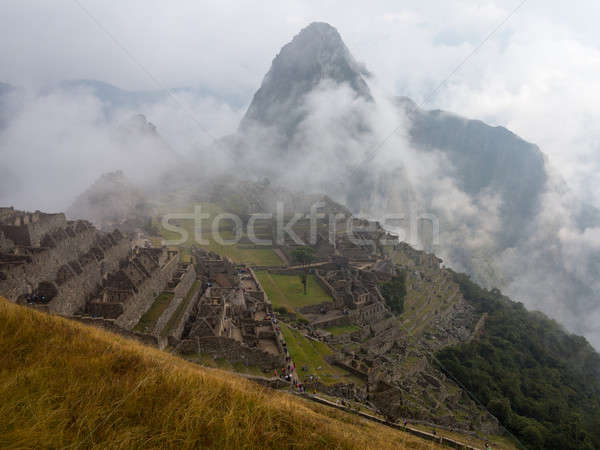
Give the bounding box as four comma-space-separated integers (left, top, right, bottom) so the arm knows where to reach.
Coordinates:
0, 298, 443, 449
437, 274, 600, 449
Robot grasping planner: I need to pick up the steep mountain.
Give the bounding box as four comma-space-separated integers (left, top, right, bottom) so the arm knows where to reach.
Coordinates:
240, 22, 372, 142
398, 97, 548, 247
235, 23, 549, 239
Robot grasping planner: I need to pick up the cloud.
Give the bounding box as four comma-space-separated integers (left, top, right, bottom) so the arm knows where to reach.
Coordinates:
0, 87, 243, 212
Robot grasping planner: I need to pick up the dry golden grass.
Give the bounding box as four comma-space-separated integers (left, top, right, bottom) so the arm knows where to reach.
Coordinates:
0, 298, 445, 449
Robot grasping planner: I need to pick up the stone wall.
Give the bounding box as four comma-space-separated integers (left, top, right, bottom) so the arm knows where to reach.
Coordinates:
0, 231, 13, 252
313, 270, 342, 304
354, 302, 388, 325
0, 212, 68, 247
115, 252, 180, 330
168, 284, 205, 340
50, 233, 131, 316
298, 301, 336, 315
85, 302, 123, 318
70, 315, 158, 346
368, 317, 397, 335
331, 360, 369, 381
0, 228, 131, 317
176, 335, 283, 370
1, 226, 98, 300
173, 264, 195, 299
312, 313, 352, 329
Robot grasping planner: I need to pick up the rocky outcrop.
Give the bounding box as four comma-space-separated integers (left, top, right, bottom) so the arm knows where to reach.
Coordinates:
240, 21, 371, 140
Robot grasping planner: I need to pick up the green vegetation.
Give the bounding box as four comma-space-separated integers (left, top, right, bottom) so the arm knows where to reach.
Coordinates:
156, 203, 283, 266
200, 237, 283, 266
437, 272, 600, 450
255, 271, 333, 312
0, 298, 443, 449
380, 272, 406, 314
133, 292, 173, 334
160, 281, 202, 338
325, 325, 361, 336
291, 246, 315, 266
280, 323, 362, 385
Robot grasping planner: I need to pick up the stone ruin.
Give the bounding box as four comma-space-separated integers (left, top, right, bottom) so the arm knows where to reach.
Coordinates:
84, 246, 181, 329
0, 207, 186, 335
295, 260, 391, 329
171, 247, 285, 370
0, 207, 130, 316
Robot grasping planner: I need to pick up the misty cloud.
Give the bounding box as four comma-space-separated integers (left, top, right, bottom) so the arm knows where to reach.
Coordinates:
0, 87, 243, 211
2, 1, 600, 349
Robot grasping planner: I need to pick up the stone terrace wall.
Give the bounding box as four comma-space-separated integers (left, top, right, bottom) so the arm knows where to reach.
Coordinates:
312, 313, 352, 329
169, 284, 205, 340
0, 231, 14, 252
115, 252, 180, 330
0, 225, 97, 300
314, 270, 342, 304
0, 213, 67, 247
355, 302, 388, 325
50, 237, 131, 315
173, 264, 195, 299
298, 301, 336, 315
0, 228, 130, 314
70, 315, 158, 347
176, 335, 282, 370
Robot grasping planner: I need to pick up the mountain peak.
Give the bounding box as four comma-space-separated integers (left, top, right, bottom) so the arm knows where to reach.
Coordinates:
240, 22, 371, 134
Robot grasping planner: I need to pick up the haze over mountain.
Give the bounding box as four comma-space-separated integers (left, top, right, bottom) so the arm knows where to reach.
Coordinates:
222, 22, 600, 349
1, 19, 599, 349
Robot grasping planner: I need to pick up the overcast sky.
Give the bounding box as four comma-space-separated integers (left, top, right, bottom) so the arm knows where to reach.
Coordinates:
2, 0, 600, 205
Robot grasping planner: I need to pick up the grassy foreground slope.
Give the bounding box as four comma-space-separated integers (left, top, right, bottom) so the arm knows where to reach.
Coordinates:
0, 298, 442, 449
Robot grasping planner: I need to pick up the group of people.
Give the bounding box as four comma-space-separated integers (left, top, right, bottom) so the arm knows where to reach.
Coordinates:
275, 360, 297, 382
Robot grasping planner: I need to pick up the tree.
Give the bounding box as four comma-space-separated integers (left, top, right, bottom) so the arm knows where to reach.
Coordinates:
292, 246, 315, 295
379, 273, 406, 314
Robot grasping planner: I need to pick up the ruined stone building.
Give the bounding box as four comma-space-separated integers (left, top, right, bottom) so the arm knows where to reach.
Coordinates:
173, 251, 284, 370
0, 208, 130, 316
0, 207, 184, 333
84, 246, 181, 329
317, 264, 390, 325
